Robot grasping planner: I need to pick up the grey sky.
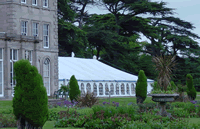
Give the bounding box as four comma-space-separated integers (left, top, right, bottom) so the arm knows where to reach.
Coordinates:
80, 0, 200, 44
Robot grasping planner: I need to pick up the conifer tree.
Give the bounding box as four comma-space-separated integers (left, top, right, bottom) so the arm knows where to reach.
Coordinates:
69, 75, 81, 103
136, 70, 147, 104
12, 59, 49, 129
186, 74, 197, 100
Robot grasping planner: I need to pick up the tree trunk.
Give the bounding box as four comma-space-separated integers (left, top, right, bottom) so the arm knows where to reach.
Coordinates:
136, 96, 145, 104
17, 116, 26, 129
17, 116, 43, 129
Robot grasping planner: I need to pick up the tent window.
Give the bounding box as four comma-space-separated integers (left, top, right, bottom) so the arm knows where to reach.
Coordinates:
86, 83, 91, 93
110, 84, 114, 95
93, 83, 97, 96
126, 84, 130, 94
131, 83, 135, 94
116, 84, 119, 95
105, 83, 109, 95
99, 83, 103, 95
81, 83, 84, 96
121, 83, 125, 95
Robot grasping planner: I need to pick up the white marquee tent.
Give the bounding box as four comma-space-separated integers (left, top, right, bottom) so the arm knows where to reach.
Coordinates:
58, 52, 154, 97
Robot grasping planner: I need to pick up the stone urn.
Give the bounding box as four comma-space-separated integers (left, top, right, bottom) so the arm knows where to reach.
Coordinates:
149, 94, 179, 117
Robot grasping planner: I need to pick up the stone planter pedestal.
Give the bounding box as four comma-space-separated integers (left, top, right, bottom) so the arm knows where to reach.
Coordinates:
149, 94, 179, 117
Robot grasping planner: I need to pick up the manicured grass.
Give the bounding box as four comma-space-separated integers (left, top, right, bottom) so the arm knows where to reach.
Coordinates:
1, 96, 200, 111
197, 92, 200, 95
0, 121, 85, 129
1, 96, 200, 128
187, 118, 200, 125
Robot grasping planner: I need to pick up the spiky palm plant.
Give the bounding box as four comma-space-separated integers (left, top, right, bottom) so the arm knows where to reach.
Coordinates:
152, 54, 177, 92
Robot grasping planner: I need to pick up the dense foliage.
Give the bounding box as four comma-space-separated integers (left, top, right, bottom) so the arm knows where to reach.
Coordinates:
57, 0, 200, 88
2, 97, 200, 128
76, 91, 99, 108
69, 75, 81, 103
136, 70, 147, 101
12, 59, 49, 128
186, 74, 197, 100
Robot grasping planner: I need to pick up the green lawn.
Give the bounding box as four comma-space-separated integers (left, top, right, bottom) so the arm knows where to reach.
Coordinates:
1, 96, 200, 128
0, 121, 84, 129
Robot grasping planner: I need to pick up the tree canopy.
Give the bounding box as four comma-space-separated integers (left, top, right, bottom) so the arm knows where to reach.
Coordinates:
57, 0, 200, 87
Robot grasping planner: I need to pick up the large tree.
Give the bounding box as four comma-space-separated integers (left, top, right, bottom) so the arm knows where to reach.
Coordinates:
144, 16, 200, 56
58, 0, 91, 57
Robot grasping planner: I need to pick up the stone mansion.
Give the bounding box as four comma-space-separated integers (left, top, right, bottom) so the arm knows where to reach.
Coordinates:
0, 0, 59, 99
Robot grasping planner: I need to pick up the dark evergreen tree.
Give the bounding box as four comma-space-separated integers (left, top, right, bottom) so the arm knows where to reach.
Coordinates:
186, 74, 197, 100
12, 59, 49, 129
136, 70, 147, 104
69, 75, 81, 103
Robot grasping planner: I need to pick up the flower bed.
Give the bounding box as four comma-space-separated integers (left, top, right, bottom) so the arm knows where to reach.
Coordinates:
1, 98, 200, 128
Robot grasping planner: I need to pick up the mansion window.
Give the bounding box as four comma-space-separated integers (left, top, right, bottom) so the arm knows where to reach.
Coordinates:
0, 48, 3, 97
10, 49, 18, 96
43, 0, 48, 7
25, 50, 32, 65
21, 0, 26, 3
21, 21, 28, 36
43, 24, 49, 48
33, 22, 39, 37
32, 0, 37, 5
43, 58, 50, 95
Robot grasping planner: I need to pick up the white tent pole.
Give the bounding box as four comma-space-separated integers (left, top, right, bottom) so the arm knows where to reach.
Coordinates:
129, 83, 131, 95
114, 82, 116, 96
103, 82, 105, 96
84, 82, 87, 94
108, 82, 110, 95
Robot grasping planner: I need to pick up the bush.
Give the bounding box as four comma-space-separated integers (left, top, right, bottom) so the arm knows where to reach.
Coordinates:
69, 75, 81, 103
54, 109, 90, 128
167, 81, 177, 91
186, 74, 197, 100
76, 91, 99, 108
12, 59, 49, 128
0, 113, 17, 128
48, 110, 60, 121
151, 81, 160, 91
136, 70, 147, 103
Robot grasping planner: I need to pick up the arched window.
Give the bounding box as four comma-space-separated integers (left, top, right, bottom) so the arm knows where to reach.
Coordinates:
86, 83, 91, 93
81, 83, 85, 96
99, 83, 103, 95
105, 83, 109, 95
0, 48, 3, 97
116, 83, 119, 95
110, 83, 114, 95
43, 58, 50, 96
93, 83, 97, 95
121, 83, 125, 95
126, 84, 130, 94
131, 83, 135, 94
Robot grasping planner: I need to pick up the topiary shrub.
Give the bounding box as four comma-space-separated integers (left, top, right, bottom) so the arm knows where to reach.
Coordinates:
69, 75, 81, 104
136, 70, 147, 104
186, 74, 197, 101
12, 59, 49, 129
